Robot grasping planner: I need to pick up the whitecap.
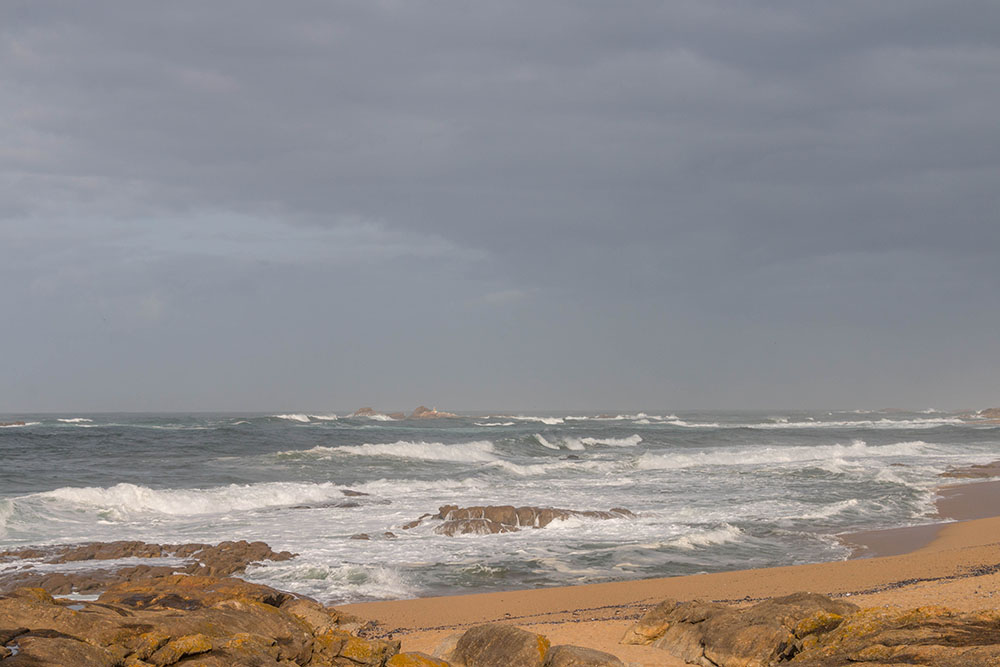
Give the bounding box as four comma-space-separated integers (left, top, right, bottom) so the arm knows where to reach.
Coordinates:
664, 524, 744, 550
57, 418, 93, 423
293, 440, 498, 463
272, 414, 311, 422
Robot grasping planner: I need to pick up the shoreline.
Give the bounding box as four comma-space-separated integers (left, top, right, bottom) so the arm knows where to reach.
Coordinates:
341, 477, 1000, 664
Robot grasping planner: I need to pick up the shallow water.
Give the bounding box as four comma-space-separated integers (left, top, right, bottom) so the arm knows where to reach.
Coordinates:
1, 409, 997, 603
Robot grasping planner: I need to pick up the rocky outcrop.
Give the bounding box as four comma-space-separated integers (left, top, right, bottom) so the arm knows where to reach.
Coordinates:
353, 407, 378, 417
410, 406, 457, 419
979, 407, 1000, 419
622, 593, 1000, 666
622, 592, 859, 665
0, 575, 408, 666
403, 505, 635, 536
0, 540, 295, 595
941, 460, 1000, 478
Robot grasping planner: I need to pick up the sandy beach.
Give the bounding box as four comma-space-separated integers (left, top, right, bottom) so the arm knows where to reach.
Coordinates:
341, 478, 1000, 665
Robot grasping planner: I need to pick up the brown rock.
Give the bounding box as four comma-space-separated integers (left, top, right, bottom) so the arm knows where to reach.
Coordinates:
451, 623, 550, 667
790, 605, 1000, 665
4, 634, 117, 666
409, 505, 635, 536
980, 407, 1000, 419
388, 412, 407, 420
387, 651, 451, 666
0, 540, 296, 595
941, 460, 1000, 479
624, 593, 858, 666
147, 633, 213, 666
353, 407, 378, 416
543, 644, 625, 666
351, 533, 371, 540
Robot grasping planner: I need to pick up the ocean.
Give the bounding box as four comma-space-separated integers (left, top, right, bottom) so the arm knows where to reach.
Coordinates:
1, 410, 997, 604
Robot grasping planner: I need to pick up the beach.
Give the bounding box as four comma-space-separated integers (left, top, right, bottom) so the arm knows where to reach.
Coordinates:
340, 478, 1000, 665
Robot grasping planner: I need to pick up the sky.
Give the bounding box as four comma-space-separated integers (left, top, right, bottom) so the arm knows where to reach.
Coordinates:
2, 1, 999, 412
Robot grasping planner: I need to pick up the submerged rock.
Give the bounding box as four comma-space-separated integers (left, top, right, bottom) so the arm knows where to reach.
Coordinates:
404, 505, 635, 536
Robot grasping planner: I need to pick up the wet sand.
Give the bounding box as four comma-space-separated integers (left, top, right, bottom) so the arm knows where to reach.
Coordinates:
341, 479, 1000, 665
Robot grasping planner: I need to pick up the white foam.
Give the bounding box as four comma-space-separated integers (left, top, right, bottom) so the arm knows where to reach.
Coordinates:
248, 561, 415, 602
636, 440, 940, 471
505, 415, 565, 425
476, 422, 515, 427
308, 414, 339, 421
576, 434, 642, 447
29, 481, 351, 518
57, 418, 93, 423
272, 413, 311, 422
299, 440, 498, 463
0, 499, 13, 537
790, 499, 860, 521
665, 524, 744, 550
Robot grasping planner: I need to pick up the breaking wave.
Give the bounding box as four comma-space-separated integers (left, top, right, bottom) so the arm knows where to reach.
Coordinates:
665, 524, 744, 550
288, 440, 498, 463
636, 440, 940, 471
532, 433, 642, 450
27, 481, 351, 518
57, 418, 93, 423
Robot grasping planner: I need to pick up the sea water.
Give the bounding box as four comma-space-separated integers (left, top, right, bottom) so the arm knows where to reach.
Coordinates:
1, 410, 997, 603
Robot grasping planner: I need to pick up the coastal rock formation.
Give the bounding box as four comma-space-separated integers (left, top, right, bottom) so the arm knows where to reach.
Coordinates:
623, 592, 1000, 666
0, 421, 26, 427
622, 592, 858, 665
940, 460, 1000, 478
0, 575, 422, 666
410, 406, 458, 419
979, 407, 1000, 419
353, 407, 378, 417
403, 505, 635, 536
450, 624, 550, 667
0, 540, 295, 595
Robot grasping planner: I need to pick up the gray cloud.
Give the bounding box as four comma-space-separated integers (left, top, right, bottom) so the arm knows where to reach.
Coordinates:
2, 1, 998, 411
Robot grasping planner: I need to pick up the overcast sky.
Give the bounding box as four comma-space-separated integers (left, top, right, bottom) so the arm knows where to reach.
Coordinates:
2, 1, 999, 412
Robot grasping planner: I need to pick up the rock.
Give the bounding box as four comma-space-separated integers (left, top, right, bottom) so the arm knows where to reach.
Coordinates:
351, 533, 371, 540
388, 412, 407, 420
790, 605, 1000, 665
623, 593, 1000, 666
411, 406, 458, 419
623, 593, 858, 666
0, 575, 400, 666
405, 505, 635, 536
387, 651, 451, 666
0, 421, 26, 427
147, 633, 213, 666
0, 540, 296, 595
353, 407, 378, 416
544, 644, 625, 666
451, 623, 550, 667
4, 634, 117, 666
980, 407, 1000, 419
341, 488, 370, 496
942, 460, 1000, 478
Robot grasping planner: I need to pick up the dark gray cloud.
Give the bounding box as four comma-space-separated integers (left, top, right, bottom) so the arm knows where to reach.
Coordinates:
2, 1, 998, 411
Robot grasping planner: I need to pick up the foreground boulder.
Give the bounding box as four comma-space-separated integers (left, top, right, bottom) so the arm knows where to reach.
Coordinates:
0, 575, 401, 666
450, 624, 550, 667
404, 506, 635, 536
0, 540, 296, 595
623, 592, 1000, 666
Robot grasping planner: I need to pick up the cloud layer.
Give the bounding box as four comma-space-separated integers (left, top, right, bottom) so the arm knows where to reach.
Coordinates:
2, 1, 999, 411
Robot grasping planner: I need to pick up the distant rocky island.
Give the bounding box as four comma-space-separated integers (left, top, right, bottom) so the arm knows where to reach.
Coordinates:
350, 406, 458, 420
